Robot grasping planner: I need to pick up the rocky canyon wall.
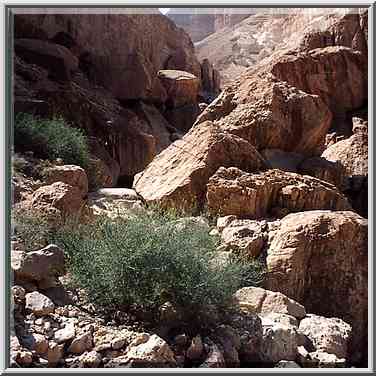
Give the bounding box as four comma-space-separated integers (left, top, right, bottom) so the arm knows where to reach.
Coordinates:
13, 9, 220, 186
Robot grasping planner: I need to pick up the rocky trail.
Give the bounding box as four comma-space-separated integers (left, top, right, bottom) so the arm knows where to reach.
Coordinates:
10, 7, 368, 369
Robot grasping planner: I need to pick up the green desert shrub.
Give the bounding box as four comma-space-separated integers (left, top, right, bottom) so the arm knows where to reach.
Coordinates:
14, 113, 90, 168
52, 210, 264, 316
12, 207, 56, 252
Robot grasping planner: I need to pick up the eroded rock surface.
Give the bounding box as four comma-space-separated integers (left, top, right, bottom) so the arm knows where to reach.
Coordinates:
265, 210, 367, 363
134, 122, 268, 210
207, 167, 350, 218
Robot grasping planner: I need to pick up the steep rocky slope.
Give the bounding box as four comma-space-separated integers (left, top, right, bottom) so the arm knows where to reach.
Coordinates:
13, 10, 220, 186
133, 10, 368, 366
195, 8, 367, 84
11, 8, 369, 369
166, 8, 252, 43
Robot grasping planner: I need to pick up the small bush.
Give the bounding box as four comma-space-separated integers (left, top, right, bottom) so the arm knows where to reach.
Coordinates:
14, 113, 90, 168
12, 207, 56, 252
52, 210, 264, 317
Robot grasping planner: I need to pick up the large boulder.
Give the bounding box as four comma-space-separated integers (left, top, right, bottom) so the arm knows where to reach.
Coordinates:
45, 165, 88, 197
299, 314, 352, 359
14, 38, 79, 81
322, 119, 368, 216
265, 210, 367, 363
158, 69, 200, 108
133, 121, 268, 210
300, 12, 368, 58
158, 69, 202, 133
207, 167, 351, 218
30, 182, 85, 217
271, 46, 367, 120
197, 77, 332, 157
322, 124, 368, 180
234, 287, 306, 320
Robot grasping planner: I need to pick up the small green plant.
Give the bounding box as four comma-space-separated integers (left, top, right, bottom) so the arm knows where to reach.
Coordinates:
52, 210, 264, 318
12, 208, 56, 252
14, 113, 90, 168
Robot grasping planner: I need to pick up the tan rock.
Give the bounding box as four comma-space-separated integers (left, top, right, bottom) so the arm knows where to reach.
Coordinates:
234, 287, 306, 319
91, 188, 139, 201
216, 215, 237, 232
207, 167, 351, 218
322, 124, 368, 216
322, 128, 368, 179
299, 314, 352, 359
54, 321, 76, 344
45, 165, 88, 197
93, 327, 134, 352
12, 244, 65, 288
220, 219, 267, 258
265, 210, 367, 363
30, 182, 85, 217
261, 312, 299, 329
197, 77, 332, 157
134, 121, 268, 210
68, 332, 93, 354
158, 69, 200, 108
124, 334, 176, 367
25, 291, 55, 316
271, 46, 367, 118
79, 350, 102, 367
